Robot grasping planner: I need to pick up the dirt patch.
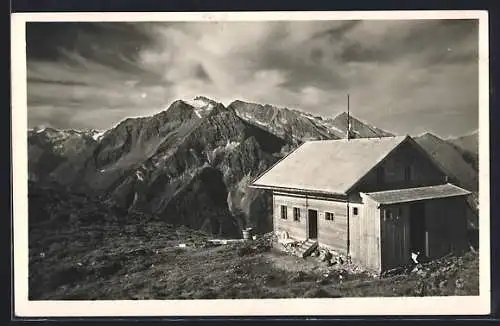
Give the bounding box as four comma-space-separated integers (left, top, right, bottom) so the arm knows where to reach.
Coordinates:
29, 214, 479, 300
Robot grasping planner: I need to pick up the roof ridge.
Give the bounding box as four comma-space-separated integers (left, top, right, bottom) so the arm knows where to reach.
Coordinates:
306, 135, 406, 143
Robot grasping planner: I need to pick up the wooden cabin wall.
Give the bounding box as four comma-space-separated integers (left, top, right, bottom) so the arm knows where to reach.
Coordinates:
354, 194, 382, 272
313, 198, 350, 254
356, 141, 447, 193
425, 197, 469, 258
272, 192, 349, 252
379, 204, 411, 272
273, 193, 307, 241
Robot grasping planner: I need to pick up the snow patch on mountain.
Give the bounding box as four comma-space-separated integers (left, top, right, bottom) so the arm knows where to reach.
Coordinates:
183, 96, 217, 119
91, 130, 107, 141
225, 140, 240, 151
239, 112, 269, 126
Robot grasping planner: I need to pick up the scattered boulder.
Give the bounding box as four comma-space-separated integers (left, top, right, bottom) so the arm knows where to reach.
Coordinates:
318, 249, 332, 262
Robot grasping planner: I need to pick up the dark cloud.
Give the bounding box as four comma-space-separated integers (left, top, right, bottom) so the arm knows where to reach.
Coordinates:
194, 64, 212, 83
27, 77, 89, 87
26, 19, 480, 137
26, 22, 156, 61
337, 20, 476, 66
256, 48, 347, 92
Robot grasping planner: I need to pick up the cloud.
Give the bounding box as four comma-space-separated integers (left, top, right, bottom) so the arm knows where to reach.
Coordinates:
26, 19, 479, 137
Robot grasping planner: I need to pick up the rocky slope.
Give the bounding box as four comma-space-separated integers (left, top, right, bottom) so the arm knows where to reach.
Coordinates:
29, 97, 292, 237
414, 132, 479, 228
28, 127, 101, 182
325, 111, 394, 138
228, 100, 393, 145
228, 100, 342, 145
414, 132, 478, 192
30, 96, 479, 237
448, 131, 479, 172
449, 131, 479, 155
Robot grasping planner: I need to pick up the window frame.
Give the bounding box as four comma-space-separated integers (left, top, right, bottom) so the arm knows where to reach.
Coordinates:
280, 205, 288, 220
353, 207, 359, 216
293, 207, 301, 222
325, 212, 335, 221
385, 209, 392, 220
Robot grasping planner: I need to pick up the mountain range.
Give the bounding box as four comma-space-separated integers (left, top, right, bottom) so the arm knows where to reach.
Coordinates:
28, 97, 479, 237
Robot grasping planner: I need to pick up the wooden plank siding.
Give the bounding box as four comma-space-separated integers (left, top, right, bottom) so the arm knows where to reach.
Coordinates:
355, 140, 447, 193
273, 193, 307, 241
424, 197, 469, 259
379, 204, 411, 272
355, 194, 382, 272
376, 197, 469, 272
273, 192, 349, 252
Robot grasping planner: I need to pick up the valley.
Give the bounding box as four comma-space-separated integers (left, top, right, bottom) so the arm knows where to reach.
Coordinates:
27, 97, 481, 299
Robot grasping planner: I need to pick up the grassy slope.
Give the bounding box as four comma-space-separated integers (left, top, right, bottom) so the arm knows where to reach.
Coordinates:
30, 221, 479, 300
28, 182, 478, 300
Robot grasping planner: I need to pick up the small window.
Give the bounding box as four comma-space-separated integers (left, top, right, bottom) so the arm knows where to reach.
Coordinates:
353, 207, 359, 216
385, 209, 392, 220
280, 205, 287, 219
325, 212, 335, 221
293, 207, 301, 221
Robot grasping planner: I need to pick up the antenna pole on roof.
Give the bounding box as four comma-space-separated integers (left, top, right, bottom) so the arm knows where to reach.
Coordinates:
347, 94, 350, 141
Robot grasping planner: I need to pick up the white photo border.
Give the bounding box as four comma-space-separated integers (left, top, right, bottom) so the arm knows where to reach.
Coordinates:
11, 10, 491, 317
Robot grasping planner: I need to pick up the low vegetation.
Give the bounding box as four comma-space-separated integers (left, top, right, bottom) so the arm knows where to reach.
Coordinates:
28, 183, 479, 300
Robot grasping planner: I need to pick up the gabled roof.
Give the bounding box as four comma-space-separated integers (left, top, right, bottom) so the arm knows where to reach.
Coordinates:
251, 135, 411, 195
363, 183, 471, 205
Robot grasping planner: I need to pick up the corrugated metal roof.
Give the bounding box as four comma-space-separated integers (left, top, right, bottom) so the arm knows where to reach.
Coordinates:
364, 183, 471, 205
251, 135, 408, 195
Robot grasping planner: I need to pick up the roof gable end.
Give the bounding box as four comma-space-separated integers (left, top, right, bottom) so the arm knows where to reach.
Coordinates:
344, 135, 449, 193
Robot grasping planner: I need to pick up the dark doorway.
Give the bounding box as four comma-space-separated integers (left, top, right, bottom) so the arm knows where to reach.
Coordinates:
410, 202, 427, 255
308, 209, 318, 239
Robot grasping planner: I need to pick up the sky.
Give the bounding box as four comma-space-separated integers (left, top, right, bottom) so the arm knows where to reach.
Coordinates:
26, 19, 479, 138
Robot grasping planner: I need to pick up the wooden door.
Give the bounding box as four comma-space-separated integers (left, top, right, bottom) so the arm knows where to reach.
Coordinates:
308, 209, 318, 239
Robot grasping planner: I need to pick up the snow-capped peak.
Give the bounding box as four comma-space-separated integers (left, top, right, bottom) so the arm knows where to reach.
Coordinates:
183, 96, 217, 118
184, 96, 215, 109
29, 125, 108, 142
